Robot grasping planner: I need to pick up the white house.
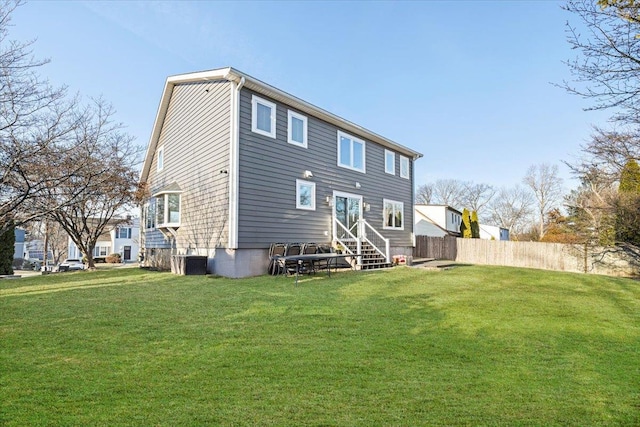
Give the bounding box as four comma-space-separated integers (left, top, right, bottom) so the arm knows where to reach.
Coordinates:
68, 218, 140, 262
414, 205, 462, 237
414, 205, 509, 241
479, 224, 510, 241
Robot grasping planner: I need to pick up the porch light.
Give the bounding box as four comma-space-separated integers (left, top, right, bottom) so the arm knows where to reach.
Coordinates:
304, 170, 313, 178
326, 195, 334, 207
355, 182, 361, 189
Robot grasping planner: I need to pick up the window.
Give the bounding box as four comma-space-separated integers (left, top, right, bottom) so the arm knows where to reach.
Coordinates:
116, 227, 132, 239
251, 95, 276, 138
144, 201, 156, 230
385, 150, 395, 175
400, 155, 409, 179
296, 179, 316, 210
337, 131, 365, 173
157, 146, 164, 172
168, 194, 180, 224
383, 199, 404, 230
287, 110, 308, 147
93, 246, 110, 257
153, 192, 181, 227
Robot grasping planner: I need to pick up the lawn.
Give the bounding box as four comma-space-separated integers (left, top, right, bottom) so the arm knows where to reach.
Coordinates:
1, 266, 639, 426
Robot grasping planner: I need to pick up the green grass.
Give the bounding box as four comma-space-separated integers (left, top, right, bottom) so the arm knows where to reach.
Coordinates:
1, 266, 639, 426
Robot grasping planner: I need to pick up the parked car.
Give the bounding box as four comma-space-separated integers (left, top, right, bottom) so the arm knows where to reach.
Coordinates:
58, 259, 85, 272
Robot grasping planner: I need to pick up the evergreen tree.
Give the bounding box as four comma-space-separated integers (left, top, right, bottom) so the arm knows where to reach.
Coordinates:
616, 159, 640, 245
470, 210, 480, 238
0, 221, 15, 275
460, 208, 472, 238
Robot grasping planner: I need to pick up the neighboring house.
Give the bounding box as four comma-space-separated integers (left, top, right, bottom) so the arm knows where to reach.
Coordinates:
139, 67, 423, 278
67, 218, 140, 262
479, 224, 510, 241
14, 228, 25, 261
415, 205, 510, 241
414, 205, 462, 237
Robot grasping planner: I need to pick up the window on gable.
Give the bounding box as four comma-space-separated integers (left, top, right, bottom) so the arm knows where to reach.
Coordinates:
337, 131, 365, 173
153, 192, 181, 227
385, 149, 395, 175
287, 110, 308, 148
251, 95, 276, 138
296, 179, 316, 210
157, 146, 164, 172
383, 199, 404, 230
400, 155, 409, 179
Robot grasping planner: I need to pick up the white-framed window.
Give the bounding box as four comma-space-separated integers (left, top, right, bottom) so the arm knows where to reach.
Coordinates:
287, 110, 308, 148
383, 199, 404, 230
153, 192, 181, 227
116, 227, 132, 239
337, 131, 365, 173
157, 146, 164, 172
143, 201, 156, 230
400, 155, 409, 179
251, 95, 276, 138
296, 179, 316, 210
385, 149, 395, 175
93, 245, 110, 257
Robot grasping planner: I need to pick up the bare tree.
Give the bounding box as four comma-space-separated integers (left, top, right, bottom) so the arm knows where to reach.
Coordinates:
566, 126, 640, 185
562, 0, 640, 124
42, 99, 141, 269
415, 179, 495, 221
487, 185, 535, 240
461, 182, 496, 221
523, 163, 564, 239
26, 219, 68, 265
565, 167, 618, 245
0, 1, 81, 236
415, 183, 434, 204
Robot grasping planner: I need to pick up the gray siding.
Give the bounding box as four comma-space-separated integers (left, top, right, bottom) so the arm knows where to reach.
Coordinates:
143, 80, 231, 252
237, 88, 414, 249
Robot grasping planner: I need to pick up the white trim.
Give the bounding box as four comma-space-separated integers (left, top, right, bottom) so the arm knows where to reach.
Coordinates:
384, 149, 395, 175
400, 155, 410, 179
157, 145, 164, 172
383, 198, 404, 230
251, 94, 276, 139
296, 179, 316, 210
228, 81, 241, 249
287, 110, 308, 148
332, 191, 363, 238
337, 130, 366, 173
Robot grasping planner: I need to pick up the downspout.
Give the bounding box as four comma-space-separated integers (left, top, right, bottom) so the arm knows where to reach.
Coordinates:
228, 76, 245, 249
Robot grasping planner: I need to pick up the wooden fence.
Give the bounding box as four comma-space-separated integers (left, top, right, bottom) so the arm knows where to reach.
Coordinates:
414, 236, 457, 260
413, 236, 640, 277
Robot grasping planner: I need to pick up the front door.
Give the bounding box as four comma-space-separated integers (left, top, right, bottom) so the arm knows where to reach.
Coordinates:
124, 246, 131, 261
334, 192, 362, 239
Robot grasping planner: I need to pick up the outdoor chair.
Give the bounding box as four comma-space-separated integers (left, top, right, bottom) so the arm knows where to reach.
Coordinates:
283, 243, 303, 275
267, 243, 287, 275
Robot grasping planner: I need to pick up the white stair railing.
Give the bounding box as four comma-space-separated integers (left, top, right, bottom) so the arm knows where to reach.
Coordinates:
333, 218, 390, 266
359, 219, 390, 264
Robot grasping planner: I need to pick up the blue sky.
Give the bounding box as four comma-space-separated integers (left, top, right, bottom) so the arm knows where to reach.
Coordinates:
12, 0, 611, 189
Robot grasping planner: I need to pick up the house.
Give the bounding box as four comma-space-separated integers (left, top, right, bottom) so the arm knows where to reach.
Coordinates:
479, 224, 510, 241
14, 228, 25, 261
139, 67, 423, 277
67, 218, 140, 262
414, 204, 510, 241
414, 205, 462, 237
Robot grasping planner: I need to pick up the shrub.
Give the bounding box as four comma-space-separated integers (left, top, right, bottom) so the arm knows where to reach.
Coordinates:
105, 253, 122, 263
